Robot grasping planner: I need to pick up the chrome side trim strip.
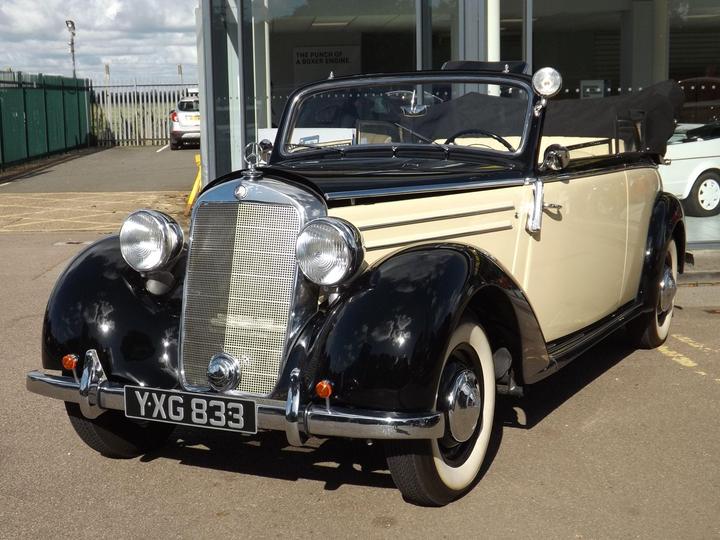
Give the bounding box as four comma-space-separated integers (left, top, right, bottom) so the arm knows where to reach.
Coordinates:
26, 370, 444, 442
365, 220, 514, 251
324, 177, 526, 201
357, 203, 515, 232
542, 161, 658, 184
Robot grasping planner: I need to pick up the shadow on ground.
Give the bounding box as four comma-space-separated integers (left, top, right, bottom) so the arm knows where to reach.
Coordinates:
142, 429, 396, 491
0, 147, 110, 183
138, 328, 635, 491
500, 327, 636, 429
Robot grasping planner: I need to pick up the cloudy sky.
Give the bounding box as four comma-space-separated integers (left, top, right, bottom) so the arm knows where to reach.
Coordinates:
0, 0, 199, 83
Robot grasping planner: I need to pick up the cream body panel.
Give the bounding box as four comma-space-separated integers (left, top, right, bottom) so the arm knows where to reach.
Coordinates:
328, 168, 644, 344
621, 167, 661, 303
328, 186, 531, 276
522, 171, 628, 341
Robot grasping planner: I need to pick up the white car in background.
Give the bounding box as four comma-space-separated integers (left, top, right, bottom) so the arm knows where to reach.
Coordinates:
169, 96, 200, 150
660, 122, 720, 216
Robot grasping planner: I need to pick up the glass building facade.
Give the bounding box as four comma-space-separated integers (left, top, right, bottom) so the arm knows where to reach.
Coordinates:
198, 0, 720, 247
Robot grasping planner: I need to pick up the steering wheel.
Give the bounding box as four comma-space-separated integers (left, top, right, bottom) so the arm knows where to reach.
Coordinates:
443, 129, 515, 152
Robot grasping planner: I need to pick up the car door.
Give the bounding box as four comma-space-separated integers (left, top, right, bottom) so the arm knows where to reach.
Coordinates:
521, 169, 628, 342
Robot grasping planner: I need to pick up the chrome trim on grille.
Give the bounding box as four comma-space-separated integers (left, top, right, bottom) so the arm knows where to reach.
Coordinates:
179, 177, 326, 395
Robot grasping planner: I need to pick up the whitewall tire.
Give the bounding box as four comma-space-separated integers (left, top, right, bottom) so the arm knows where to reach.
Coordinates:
628, 239, 678, 349
385, 317, 496, 506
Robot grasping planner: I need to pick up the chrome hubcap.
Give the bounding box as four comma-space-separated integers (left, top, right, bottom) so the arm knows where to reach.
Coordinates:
207, 353, 242, 392
443, 369, 482, 443
699, 178, 720, 211
658, 265, 677, 313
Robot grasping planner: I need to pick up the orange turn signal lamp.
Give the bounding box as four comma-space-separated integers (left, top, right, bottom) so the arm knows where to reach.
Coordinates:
315, 380, 333, 399
62, 354, 79, 371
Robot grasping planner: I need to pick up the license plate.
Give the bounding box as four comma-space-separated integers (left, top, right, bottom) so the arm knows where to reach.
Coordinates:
124, 386, 257, 434
189, 114, 200, 121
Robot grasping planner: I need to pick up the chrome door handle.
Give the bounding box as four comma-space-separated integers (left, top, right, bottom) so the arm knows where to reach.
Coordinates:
543, 202, 562, 210
526, 179, 544, 233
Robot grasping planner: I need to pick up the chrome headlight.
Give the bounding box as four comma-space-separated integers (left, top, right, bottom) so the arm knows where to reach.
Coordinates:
119, 210, 183, 272
296, 217, 364, 286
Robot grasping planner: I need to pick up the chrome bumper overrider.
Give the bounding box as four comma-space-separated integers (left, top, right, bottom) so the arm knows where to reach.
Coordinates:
26, 352, 444, 446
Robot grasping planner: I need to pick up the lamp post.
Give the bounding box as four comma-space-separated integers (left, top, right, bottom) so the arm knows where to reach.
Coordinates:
65, 19, 76, 78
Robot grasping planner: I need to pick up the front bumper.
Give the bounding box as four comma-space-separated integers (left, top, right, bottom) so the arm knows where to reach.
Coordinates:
26, 350, 444, 446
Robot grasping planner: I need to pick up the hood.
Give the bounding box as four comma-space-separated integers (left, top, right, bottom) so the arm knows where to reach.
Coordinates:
203, 156, 523, 205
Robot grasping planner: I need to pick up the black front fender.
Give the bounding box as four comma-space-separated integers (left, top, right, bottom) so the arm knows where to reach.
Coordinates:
42, 236, 184, 389
293, 244, 548, 412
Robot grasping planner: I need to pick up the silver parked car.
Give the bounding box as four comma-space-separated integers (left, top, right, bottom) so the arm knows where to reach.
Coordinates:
169, 96, 200, 150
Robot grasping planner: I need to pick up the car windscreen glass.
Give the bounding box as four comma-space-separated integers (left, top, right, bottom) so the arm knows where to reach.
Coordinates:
281, 78, 530, 157
178, 100, 199, 112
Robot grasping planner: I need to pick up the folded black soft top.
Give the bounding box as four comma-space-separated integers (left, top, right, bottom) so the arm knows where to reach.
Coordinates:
401, 80, 683, 156
543, 80, 685, 155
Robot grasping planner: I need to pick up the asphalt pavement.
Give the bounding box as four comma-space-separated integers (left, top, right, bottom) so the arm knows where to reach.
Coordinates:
0, 148, 718, 538
0, 146, 197, 193
0, 232, 718, 538
0, 147, 195, 233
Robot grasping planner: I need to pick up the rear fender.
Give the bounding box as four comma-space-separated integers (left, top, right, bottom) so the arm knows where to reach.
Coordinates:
638, 192, 685, 309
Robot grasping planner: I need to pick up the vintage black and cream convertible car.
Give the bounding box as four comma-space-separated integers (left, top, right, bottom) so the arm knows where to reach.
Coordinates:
27, 62, 686, 506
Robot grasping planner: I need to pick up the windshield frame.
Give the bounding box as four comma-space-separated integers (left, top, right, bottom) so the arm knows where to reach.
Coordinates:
271, 71, 535, 164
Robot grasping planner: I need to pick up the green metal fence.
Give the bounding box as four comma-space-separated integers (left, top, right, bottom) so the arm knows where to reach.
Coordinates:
0, 71, 91, 167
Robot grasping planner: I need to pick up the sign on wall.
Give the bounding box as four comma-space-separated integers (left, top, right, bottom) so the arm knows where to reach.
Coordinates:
293, 46, 361, 85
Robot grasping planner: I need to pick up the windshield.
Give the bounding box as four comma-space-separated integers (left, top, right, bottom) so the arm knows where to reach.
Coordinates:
280, 77, 530, 158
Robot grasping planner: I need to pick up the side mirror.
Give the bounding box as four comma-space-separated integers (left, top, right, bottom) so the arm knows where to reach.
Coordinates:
542, 144, 570, 171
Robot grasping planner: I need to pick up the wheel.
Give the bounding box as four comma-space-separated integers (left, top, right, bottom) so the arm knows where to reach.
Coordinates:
683, 171, 720, 217
65, 402, 175, 458
385, 317, 496, 506
627, 239, 678, 349
170, 139, 181, 150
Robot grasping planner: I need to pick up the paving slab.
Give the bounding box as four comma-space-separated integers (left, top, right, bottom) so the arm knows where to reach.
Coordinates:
0, 191, 188, 232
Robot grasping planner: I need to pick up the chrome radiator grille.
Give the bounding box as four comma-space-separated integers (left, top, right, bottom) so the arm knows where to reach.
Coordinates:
181, 201, 301, 395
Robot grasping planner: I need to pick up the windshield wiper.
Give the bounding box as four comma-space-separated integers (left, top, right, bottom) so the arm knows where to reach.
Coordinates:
392, 123, 446, 149
284, 142, 347, 156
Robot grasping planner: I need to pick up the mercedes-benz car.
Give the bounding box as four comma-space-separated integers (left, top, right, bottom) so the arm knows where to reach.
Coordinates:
27, 63, 685, 506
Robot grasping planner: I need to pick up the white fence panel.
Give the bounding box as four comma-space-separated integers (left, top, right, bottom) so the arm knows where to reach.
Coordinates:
90, 83, 197, 146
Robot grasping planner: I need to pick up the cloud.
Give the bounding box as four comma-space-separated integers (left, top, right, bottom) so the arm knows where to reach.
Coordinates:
0, 0, 199, 83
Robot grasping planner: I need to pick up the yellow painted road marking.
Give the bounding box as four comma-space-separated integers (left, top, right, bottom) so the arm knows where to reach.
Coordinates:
657, 345, 698, 368
671, 334, 719, 354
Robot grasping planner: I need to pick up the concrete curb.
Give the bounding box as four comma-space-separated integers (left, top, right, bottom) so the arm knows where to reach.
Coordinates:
678, 272, 720, 286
